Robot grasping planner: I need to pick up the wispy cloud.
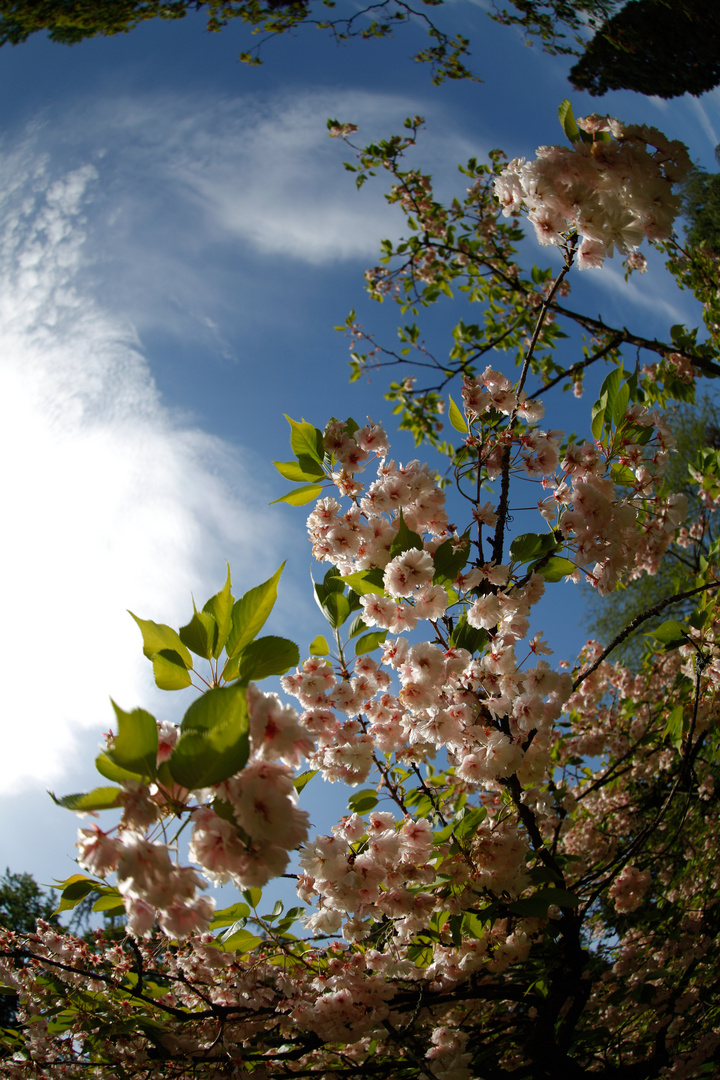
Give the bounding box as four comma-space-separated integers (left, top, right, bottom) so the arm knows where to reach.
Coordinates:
0, 139, 288, 796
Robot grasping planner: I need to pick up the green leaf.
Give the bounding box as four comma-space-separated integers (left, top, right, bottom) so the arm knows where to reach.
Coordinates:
49, 787, 123, 812
273, 457, 325, 482
128, 613, 193, 668
294, 770, 317, 794
663, 705, 684, 750
533, 556, 576, 582
216, 928, 263, 953
235, 635, 299, 682
650, 620, 688, 650
226, 564, 285, 658
348, 789, 378, 813
242, 887, 262, 908
270, 483, 324, 507
179, 609, 217, 661
95, 752, 142, 784
355, 630, 387, 656
92, 893, 125, 916
152, 649, 193, 691
448, 396, 468, 433
53, 876, 103, 915
309, 634, 330, 655
209, 903, 251, 930
432, 535, 471, 584
106, 703, 158, 779
454, 805, 487, 839
314, 567, 346, 607
322, 592, 351, 630
590, 393, 608, 442
449, 617, 488, 655
611, 381, 630, 427
284, 415, 325, 464
510, 531, 557, 564
339, 569, 385, 596
558, 98, 580, 143
169, 684, 250, 790
389, 511, 424, 559
611, 463, 636, 487
202, 565, 234, 658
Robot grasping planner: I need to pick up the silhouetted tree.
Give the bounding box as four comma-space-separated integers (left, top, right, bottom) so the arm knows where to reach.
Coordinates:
570, 0, 720, 98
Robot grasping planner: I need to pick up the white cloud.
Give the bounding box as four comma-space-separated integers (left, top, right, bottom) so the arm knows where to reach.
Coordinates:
0, 84, 478, 800
0, 141, 287, 796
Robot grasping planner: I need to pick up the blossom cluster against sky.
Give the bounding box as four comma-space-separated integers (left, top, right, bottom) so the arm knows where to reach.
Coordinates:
0, 3, 719, 888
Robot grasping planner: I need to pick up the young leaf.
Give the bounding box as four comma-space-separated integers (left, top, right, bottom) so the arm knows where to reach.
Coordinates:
202, 565, 234, 658
128, 613, 193, 668
532, 556, 576, 582
432, 535, 471, 584
49, 787, 123, 813
273, 457, 325, 482
180, 609, 217, 661
152, 649, 193, 691
309, 634, 330, 655
169, 684, 249, 790
510, 531, 557, 564
339, 569, 385, 595
321, 592, 351, 630
294, 770, 318, 794
106, 703, 158, 779
348, 789, 378, 813
270, 484, 324, 507
235, 635, 299, 682
209, 903, 251, 931
226, 564, 285, 658
448, 395, 468, 433
355, 630, 387, 655
95, 752, 144, 784
389, 511, 424, 559
216, 928, 263, 953
284, 415, 324, 464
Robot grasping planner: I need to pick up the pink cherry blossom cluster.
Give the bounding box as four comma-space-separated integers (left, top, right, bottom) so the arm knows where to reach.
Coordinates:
494, 115, 691, 269
75, 686, 318, 938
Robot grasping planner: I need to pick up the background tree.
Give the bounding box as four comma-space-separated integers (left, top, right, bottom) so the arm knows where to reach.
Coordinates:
0, 870, 58, 1030
0, 0, 475, 82
568, 0, 720, 98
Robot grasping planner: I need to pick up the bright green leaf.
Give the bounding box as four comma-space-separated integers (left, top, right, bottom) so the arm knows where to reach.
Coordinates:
49, 787, 123, 813
152, 649, 193, 691
128, 613, 193, 668
355, 630, 387, 655
339, 569, 385, 596
448, 395, 468, 433
270, 483, 324, 507
226, 564, 285, 658
294, 770, 317, 794
309, 634, 330, 655
106, 703, 158, 779
284, 415, 324, 464
348, 789, 378, 813
322, 592, 351, 630
179, 609, 217, 661
202, 565, 234, 658
217, 928, 263, 953
273, 457, 325, 482
209, 903, 251, 930
169, 684, 249, 790
235, 635, 299, 682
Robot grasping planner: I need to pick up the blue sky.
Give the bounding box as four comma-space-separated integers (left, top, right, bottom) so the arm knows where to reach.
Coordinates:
1, 2, 719, 895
